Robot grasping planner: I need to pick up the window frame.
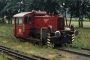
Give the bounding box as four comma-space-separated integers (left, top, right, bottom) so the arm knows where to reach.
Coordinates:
16, 17, 23, 26
24, 16, 32, 24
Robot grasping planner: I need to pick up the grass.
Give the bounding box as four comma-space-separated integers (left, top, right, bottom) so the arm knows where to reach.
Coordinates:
67, 21, 90, 28
0, 37, 60, 60
72, 28, 90, 48
0, 24, 90, 49
67, 18, 90, 21
0, 24, 60, 60
0, 51, 16, 60
66, 20, 90, 48
0, 24, 14, 38
0, 24, 90, 59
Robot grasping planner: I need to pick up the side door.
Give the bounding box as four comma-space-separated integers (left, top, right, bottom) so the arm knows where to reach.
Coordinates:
15, 17, 23, 37
23, 16, 32, 38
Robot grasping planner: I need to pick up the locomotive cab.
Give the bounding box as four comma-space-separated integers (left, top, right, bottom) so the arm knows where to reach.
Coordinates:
13, 12, 33, 40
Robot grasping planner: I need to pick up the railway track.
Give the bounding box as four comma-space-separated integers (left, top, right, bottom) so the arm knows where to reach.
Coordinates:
0, 46, 49, 60
58, 47, 90, 57
1, 35, 90, 59
71, 46, 90, 51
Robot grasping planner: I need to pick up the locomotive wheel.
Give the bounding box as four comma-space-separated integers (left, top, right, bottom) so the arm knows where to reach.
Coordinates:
42, 39, 47, 45
20, 39, 26, 42
54, 44, 62, 47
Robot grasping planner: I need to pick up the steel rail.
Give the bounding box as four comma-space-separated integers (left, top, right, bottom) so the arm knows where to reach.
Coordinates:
0, 46, 49, 60
70, 46, 90, 51
58, 48, 90, 57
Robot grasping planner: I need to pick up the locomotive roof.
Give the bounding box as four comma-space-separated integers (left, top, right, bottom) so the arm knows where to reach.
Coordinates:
13, 12, 31, 17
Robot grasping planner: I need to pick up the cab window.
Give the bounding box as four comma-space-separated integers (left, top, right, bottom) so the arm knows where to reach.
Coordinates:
24, 16, 31, 24
16, 17, 22, 26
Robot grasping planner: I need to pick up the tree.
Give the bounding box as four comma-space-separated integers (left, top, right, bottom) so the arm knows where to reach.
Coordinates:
30, 0, 60, 15
1, 0, 90, 26
68, 3, 75, 27
68, 0, 88, 28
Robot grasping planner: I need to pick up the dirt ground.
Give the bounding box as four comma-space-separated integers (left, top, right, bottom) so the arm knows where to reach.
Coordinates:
53, 50, 90, 60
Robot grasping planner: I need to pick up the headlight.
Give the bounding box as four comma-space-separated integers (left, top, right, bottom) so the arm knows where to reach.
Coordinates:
55, 31, 61, 37
48, 25, 52, 29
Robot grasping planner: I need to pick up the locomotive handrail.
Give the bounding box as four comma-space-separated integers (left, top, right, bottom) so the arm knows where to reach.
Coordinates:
40, 28, 42, 41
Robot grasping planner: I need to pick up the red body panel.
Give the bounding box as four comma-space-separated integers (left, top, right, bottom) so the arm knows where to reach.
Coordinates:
34, 16, 57, 30
16, 26, 23, 37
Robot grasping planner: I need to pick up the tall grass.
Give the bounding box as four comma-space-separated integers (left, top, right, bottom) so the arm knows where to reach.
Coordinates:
0, 24, 14, 37
72, 28, 90, 48
0, 24, 90, 59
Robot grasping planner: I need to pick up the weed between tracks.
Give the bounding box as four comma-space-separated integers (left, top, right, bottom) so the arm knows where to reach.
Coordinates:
0, 51, 16, 60
0, 24, 90, 60
0, 37, 60, 60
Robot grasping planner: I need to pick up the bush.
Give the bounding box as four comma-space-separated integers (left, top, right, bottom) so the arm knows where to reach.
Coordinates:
0, 18, 6, 24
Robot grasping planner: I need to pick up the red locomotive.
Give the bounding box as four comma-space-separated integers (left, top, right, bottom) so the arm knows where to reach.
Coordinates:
13, 11, 78, 45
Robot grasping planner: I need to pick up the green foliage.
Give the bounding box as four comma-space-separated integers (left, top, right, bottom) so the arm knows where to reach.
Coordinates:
0, 0, 90, 17
29, 0, 60, 15
0, 0, 62, 16
0, 51, 15, 60
0, 18, 6, 24
0, 24, 14, 38
0, 0, 90, 26
72, 28, 90, 48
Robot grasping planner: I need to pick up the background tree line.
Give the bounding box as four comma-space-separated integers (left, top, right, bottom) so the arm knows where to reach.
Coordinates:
0, 0, 90, 28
